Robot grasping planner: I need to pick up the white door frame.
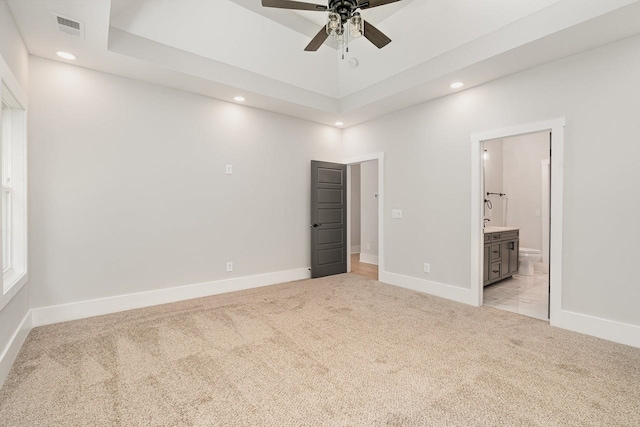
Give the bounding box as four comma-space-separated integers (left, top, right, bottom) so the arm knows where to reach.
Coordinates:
471, 119, 565, 326
344, 152, 385, 275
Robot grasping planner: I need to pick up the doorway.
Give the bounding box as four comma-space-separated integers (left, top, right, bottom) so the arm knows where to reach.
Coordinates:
471, 119, 565, 326
481, 132, 550, 320
310, 153, 384, 280
349, 161, 379, 281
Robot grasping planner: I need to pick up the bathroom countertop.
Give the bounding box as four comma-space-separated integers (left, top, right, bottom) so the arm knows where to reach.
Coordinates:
484, 226, 519, 233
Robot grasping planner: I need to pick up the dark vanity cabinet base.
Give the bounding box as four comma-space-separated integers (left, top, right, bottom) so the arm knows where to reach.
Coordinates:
483, 230, 519, 287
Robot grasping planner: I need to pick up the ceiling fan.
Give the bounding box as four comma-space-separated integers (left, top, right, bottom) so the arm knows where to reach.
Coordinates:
262, 0, 402, 53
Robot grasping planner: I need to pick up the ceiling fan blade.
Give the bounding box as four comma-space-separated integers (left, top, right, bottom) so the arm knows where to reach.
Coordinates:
262, 0, 328, 11
363, 20, 391, 49
305, 26, 330, 51
358, 0, 402, 9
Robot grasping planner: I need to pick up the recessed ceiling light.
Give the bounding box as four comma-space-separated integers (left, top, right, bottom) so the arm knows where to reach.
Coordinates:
56, 51, 76, 60
450, 82, 464, 89
234, 96, 246, 102
335, 121, 344, 126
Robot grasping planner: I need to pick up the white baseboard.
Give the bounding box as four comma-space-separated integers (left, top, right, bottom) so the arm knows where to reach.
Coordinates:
380, 272, 639, 348
379, 271, 475, 306
558, 310, 640, 348
31, 268, 311, 328
359, 253, 379, 266
0, 310, 32, 389
350, 245, 361, 255
21, 268, 639, 378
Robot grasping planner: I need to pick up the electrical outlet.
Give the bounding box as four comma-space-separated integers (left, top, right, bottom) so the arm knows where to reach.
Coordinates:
392, 209, 403, 219
424, 263, 431, 274
226, 165, 233, 175
226, 262, 233, 272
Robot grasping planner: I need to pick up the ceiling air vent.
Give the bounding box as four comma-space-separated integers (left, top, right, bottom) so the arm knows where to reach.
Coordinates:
52, 14, 85, 38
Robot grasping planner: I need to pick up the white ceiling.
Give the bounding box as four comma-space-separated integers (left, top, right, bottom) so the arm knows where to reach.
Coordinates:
8, 0, 640, 127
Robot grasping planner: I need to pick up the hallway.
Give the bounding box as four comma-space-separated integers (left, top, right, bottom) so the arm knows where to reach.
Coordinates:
351, 254, 378, 281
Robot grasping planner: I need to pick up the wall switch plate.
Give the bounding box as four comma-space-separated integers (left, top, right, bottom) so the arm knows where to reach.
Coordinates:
392, 209, 403, 219
424, 263, 431, 274
225, 165, 233, 175
226, 262, 233, 272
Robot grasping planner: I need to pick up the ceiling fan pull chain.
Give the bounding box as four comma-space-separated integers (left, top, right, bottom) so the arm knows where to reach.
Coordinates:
346, 20, 350, 55
342, 21, 348, 60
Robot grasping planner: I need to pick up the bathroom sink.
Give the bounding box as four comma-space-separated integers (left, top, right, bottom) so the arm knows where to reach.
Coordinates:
484, 226, 519, 233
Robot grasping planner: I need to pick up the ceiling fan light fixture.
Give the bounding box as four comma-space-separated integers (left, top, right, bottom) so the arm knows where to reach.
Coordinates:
326, 12, 340, 35
350, 12, 364, 38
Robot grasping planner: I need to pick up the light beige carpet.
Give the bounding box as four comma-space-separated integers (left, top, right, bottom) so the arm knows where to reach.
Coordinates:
1, 274, 639, 426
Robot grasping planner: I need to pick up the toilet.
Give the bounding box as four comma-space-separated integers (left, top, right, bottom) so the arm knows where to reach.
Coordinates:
519, 247, 542, 276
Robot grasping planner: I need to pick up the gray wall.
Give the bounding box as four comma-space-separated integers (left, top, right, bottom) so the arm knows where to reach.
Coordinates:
502, 133, 550, 251
22, 28, 640, 337
0, 285, 28, 352
350, 164, 361, 252
0, 0, 27, 90
483, 139, 504, 227
484, 133, 551, 251
343, 34, 640, 326
28, 56, 342, 308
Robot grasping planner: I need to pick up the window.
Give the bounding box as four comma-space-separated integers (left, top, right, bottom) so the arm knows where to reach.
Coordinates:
2, 100, 12, 273
0, 83, 27, 299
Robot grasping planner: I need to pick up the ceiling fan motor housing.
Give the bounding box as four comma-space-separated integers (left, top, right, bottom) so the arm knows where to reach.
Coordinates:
329, 0, 359, 23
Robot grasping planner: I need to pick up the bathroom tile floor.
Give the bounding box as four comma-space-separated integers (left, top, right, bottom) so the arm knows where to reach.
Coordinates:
483, 271, 549, 321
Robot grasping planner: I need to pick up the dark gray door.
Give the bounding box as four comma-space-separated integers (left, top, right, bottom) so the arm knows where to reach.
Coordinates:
311, 161, 347, 278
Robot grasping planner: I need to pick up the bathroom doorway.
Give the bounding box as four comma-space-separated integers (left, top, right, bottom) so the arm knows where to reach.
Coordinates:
470, 119, 565, 325
481, 132, 550, 320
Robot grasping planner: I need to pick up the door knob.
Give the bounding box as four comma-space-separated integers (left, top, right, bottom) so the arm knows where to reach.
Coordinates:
311, 223, 322, 228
